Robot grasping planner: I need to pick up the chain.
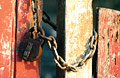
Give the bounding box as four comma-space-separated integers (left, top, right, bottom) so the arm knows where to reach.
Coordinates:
30, 1, 98, 72
31, 0, 40, 38
39, 30, 98, 72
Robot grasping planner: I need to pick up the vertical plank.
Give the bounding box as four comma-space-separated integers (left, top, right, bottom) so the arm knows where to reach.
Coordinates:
0, 0, 16, 78
16, 0, 42, 78
98, 8, 120, 78
57, 0, 65, 78
57, 0, 93, 78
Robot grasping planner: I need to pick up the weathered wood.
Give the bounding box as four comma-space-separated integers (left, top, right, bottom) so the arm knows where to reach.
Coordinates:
0, 0, 16, 78
98, 8, 120, 78
16, 0, 42, 78
57, 0, 93, 78
0, 0, 42, 77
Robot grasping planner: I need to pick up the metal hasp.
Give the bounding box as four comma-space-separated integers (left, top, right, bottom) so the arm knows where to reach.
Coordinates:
57, 0, 93, 78
97, 8, 120, 78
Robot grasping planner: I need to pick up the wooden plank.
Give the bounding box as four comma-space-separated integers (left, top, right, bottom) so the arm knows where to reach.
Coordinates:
57, 0, 65, 78
98, 8, 120, 78
57, 0, 93, 78
16, 0, 42, 78
0, 0, 16, 78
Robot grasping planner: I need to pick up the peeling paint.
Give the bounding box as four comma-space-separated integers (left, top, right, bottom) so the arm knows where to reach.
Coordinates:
0, 50, 11, 56
2, 41, 10, 49
0, 5, 2, 10
0, 67, 5, 70
0, 0, 16, 77
65, 0, 92, 78
118, 52, 120, 56
112, 53, 116, 65
16, 0, 43, 78
98, 8, 120, 78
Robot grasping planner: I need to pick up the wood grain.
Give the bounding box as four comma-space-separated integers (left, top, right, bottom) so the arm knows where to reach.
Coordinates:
57, 0, 93, 78
65, 0, 93, 78
98, 8, 120, 78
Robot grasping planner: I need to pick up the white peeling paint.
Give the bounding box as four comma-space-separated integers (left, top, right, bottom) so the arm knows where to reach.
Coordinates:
18, 0, 24, 13
118, 52, 120, 56
1, 50, 11, 55
2, 41, 10, 49
0, 5, 2, 10
0, 34, 4, 43
0, 67, 5, 71
112, 53, 116, 60
0, 50, 11, 60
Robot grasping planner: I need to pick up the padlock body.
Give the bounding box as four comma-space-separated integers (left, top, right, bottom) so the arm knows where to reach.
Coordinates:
18, 31, 44, 61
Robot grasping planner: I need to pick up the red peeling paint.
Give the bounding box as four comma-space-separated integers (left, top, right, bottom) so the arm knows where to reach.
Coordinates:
0, 0, 16, 78
16, 0, 42, 78
0, 0, 42, 78
98, 8, 120, 78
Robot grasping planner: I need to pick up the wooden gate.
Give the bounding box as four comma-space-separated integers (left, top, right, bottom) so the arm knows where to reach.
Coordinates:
1, 0, 120, 78
97, 8, 120, 78
57, 0, 120, 78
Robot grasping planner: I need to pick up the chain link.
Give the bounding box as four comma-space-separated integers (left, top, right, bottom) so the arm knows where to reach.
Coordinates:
31, 0, 37, 32
42, 30, 98, 72
30, 0, 98, 72
31, 0, 41, 39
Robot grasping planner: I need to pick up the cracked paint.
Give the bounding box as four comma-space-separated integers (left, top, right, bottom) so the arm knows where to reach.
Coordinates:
0, 0, 16, 78
98, 8, 120, 78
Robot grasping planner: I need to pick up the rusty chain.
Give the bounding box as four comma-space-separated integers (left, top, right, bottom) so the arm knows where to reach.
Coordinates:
30, 0, 98, 72
31, 0, 37, 32
39, 30, 98, 72
31, 0, 41, 38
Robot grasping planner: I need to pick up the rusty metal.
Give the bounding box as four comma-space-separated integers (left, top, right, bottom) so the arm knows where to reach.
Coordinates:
77, 30, 98, 66
41, 12, 98, 70
16, 0, 43, 77
38, 30, 98, 72
23, 42, 33, 60
47, 36, 57, 49
38, 34, 52, 41
18, 26, 45, 61
18, 0, 44, 62
31, 0, 41, 38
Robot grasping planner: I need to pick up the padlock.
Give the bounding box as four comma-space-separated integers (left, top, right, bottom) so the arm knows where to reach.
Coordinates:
18, 26, 45, 61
